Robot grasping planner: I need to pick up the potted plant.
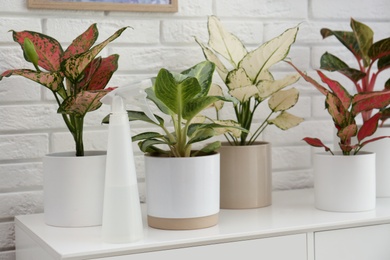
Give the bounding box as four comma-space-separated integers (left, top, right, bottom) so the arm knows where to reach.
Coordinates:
0, 24, 128, 226
318, 18, 390, 197
288, 61, 390, 212
195, 16, 303, 209
103, 60, 242, 230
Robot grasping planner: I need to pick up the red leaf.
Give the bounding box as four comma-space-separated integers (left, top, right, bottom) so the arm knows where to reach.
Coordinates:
357, 112, 381, 142
352, 90, 390, 115
12, 30, 63, 71
286, 61, 329, 95
361, 135, 390, 148
303, 137, 332, 152
317, 70, 351, 110
80, 54, 119, 91
326, 93, 347, 126
62, 24, 99, 61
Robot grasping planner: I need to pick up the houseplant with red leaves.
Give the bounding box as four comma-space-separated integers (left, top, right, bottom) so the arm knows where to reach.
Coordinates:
0, 24, 128, 156
288, 62, 390, 155
319, 18, 390, 124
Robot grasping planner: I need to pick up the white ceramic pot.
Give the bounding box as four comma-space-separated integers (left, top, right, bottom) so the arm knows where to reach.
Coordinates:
145, 153, 220, 230
219, 142, 272, 209
362, 126, 390, 197
314, 151, 376, 212
43, 151, 106, 227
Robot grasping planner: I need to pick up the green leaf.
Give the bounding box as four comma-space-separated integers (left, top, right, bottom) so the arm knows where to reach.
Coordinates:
126, 110, 164, 125
320, 52, 366, 82
368, 37, 390, 61
132, 132, 163, 142
196, 140, 221, 155
207, 15, 248, 67
239, 26, 299, 82
145, 86, 171, 115
268, 111, 303, 130
180, 60, 215, 97
257, 73, 300, 101
184, 96, 224, 120
268, 88, 299, 112
138, 139, 168, 154
23, 38, 39, 70
350, 18, 373, 66
188, 127, 215, 144
154, 68, 201, 118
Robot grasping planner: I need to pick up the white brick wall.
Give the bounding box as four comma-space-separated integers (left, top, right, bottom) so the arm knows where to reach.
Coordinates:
0, 0, 389, 258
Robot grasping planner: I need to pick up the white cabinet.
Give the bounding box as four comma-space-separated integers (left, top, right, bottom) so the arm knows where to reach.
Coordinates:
315, 224, 390, 260
15, 189, 390, 260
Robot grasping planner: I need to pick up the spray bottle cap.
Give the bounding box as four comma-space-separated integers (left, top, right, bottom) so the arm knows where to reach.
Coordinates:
101, 79, 159, 124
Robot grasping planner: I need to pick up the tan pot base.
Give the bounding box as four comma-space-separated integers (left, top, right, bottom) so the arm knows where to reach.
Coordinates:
220, 142, 272, 209
147, 213, 219, 230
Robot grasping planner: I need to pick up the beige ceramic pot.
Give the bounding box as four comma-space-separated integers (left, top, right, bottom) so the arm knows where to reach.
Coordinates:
219, 142, 272, 209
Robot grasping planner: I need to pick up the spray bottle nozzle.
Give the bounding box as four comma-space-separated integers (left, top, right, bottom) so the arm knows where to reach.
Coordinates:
101, 80, 159, 124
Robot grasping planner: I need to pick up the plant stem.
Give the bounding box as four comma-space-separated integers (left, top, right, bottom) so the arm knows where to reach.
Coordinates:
72, 116, 84, 156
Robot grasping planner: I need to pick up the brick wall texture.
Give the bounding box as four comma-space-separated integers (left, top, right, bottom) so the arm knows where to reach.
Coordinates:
0, 0, 389, 258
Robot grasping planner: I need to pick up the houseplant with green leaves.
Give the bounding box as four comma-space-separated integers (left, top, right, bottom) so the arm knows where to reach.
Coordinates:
287, 62, 390, 212
0, 24, 128, 227
0, 23, 128, 156
194, 16, 303, 209
102, 60, 242, 230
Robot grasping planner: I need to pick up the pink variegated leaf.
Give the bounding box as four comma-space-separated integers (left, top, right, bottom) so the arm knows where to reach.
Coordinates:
337, 124, 357, 143
286, 61, 328, 95
352, 90, 390, 115
339, 143, 355, 154
0, 69, 63, 91
79, 54, 119, 91
325, 92, 347, 126
62, 24, 99, 61
303, 137, 332, 152
12, 30, 63, 71
317, 70, 351, 110
58, 89, 113, 116
62, 27, 128, 82
357, 112, 381, 142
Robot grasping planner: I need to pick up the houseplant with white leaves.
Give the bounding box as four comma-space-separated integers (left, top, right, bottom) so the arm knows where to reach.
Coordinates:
195, 16, 303, 209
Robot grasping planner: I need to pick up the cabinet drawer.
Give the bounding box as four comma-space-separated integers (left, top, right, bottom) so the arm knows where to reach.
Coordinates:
315, 223, 390, 260
96, 234, 306, 260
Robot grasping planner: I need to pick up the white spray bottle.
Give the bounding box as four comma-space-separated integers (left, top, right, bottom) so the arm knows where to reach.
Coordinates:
100, 81, 158, 243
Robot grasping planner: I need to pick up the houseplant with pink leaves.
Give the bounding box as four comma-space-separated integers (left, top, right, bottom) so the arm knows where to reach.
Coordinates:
0, 24, 129, 227
1, 23, 128, 156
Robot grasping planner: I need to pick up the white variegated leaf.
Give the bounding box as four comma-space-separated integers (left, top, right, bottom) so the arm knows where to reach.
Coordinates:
213, 120, 242, 138
239, 26, 299, 82
208, 16, 248, 67
207, 83, 224, 111
226, 68, 252, 90
257, 73, 300, 101
268, 111, 304, 130
268, 88, 299, 112
195, 37, 229, 81
229, 85, 258, 102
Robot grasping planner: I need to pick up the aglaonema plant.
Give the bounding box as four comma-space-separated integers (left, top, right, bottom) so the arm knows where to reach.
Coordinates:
319, 18, 390, 124
0, 24, 128, 156
288, 62, 390, 155
103, 61, 244, 157
195, 16, 303, 146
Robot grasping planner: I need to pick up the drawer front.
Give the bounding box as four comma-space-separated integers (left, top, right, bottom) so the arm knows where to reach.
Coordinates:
315, 223, 390, 260
95, 234, 307, 260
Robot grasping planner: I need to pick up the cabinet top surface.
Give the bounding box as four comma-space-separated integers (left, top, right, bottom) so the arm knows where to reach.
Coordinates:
15, 189, 390, 259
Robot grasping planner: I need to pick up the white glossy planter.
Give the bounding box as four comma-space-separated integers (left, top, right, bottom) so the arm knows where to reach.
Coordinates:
314, 152, 376, 212
219, 142, 272, 209
362, 126, 390, 197
145, 153, 220, 230
43, 151, 106, 227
